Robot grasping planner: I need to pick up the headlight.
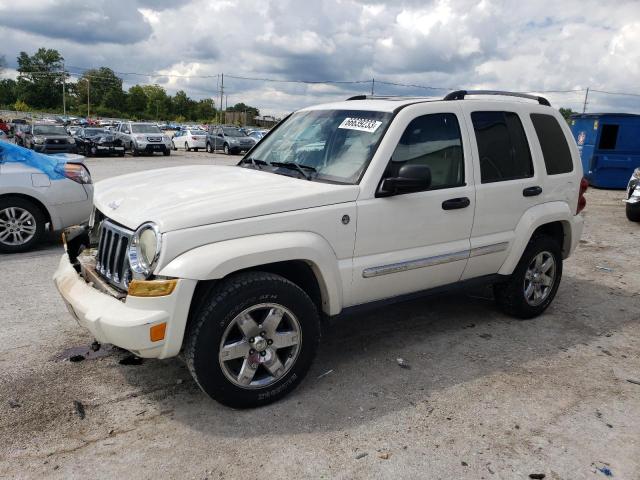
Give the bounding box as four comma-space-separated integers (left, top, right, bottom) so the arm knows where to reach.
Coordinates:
98, 137, 107, 143
229, 138, 238, 144
68, 138, 75, 144
33, 136, 44, 144
128, 222, 161, 279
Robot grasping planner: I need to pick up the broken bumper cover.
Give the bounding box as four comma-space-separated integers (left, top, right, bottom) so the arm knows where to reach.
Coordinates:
53, 253, 196, 359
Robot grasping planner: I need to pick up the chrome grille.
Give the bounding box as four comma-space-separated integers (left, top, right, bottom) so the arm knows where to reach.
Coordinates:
96, 219, 133, 291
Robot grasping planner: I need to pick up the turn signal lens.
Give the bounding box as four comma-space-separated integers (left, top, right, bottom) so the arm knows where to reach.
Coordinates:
63, 163, 92, 184
150, 322, 166, 342
128, 279, 177, 297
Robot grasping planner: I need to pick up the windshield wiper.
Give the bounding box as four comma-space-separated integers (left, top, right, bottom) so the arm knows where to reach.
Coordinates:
239, 157, 268, 170
270, 162, 317, 181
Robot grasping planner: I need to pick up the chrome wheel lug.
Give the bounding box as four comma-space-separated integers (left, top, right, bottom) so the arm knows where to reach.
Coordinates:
249, 349, 255, 354
260, 331, 266, 337
260, 351, 266, 357
249, 337, 255, 343
267, 339, 273, 345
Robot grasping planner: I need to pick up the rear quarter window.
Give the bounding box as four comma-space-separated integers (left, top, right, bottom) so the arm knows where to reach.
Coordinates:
530, 113, 574, 175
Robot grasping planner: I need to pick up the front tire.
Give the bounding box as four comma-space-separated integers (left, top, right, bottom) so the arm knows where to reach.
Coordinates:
224, 143, 230, 155
626, 203, 640, 222
206, 142, 212, 153
0, 197, 45, 253
163, 149, 170, 156
171, 141, 177, 151
493, 235, 562, 319
184, 272, 321, 408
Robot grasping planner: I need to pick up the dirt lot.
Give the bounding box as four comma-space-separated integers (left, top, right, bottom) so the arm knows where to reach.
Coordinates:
1, 151, 639, 479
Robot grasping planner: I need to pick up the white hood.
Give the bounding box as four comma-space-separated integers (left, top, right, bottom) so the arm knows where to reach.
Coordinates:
94, 165, 359, 232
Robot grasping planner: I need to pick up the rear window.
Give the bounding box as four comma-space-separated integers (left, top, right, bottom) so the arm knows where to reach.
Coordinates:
471, 111, 533, 183
530, 114, 573, 175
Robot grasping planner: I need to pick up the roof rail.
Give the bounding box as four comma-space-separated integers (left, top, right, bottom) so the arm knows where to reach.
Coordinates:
443, 90, 551, 106
347, 95, 368, 100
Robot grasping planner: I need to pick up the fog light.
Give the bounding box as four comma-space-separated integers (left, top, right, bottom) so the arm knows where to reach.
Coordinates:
150, 322, 167, 342
128, 279, 177, 297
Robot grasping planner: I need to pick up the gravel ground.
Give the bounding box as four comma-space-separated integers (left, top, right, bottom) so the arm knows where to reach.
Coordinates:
1, 150, 639, 479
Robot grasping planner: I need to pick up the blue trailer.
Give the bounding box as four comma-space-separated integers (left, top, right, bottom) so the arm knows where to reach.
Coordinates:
570, 113, 640, 188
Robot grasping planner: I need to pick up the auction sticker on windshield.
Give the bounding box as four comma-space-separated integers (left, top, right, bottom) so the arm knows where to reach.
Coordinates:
338, 117, 382, 133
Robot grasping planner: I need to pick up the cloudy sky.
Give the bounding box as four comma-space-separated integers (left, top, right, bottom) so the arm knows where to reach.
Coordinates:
1, 0, 639, 116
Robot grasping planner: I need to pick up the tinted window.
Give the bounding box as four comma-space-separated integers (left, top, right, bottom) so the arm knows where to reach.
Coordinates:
530, 114, 573, 175
388, 113, 464, 189
471, 111, 533, 183
598, 124, 619, 150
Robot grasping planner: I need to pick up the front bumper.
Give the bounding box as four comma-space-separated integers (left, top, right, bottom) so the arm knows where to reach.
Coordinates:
94, 145, 125, 155
34, 144, 77, 154
53, 253, 196, 359
137, 143, 169, 153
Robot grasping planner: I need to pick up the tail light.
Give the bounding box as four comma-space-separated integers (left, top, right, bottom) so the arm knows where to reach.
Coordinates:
64, 163, 92, 184
577, 177, 588, 214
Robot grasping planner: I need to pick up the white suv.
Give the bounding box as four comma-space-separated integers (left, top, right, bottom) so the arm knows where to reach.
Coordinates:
54, 91, 586, 408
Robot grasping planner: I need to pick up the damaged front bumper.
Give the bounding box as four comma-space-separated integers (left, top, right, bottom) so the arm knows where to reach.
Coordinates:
53, 248, 196, 359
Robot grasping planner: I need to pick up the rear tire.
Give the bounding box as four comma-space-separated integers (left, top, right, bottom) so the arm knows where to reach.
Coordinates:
206, 143, 212, 153
0, 197, 46, 253
184, 272, 321, 408
185, 142, 191, 152
626, 203, 640, 222
493, 235, 562, 319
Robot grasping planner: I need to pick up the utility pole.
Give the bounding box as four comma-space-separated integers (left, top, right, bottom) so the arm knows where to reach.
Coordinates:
582, 87, 589, 114
371, 78, 375, 96
87, 77, 90, 119
219, 73, 224, 125
62, 63, 66, 116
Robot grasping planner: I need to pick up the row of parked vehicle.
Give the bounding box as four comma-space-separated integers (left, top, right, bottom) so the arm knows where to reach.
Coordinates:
172, 125, 267, 154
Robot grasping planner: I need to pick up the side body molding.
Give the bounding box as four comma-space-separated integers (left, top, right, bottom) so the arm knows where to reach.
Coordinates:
498, 201, 575, 275
158, 231, 344, 315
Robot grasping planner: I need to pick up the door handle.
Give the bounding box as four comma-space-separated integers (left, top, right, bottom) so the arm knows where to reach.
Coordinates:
523, 186, 543, 197
442, 197, 471, 210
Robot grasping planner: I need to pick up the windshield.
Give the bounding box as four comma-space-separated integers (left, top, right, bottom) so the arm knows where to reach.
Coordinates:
84, 128, 107, 136
223, 127, 245, 137
131, 124, 162, 134
33, 125, 66, 135
245, 109, 392, 184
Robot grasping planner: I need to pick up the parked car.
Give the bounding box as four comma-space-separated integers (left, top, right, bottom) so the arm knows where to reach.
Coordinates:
0, 119, 10, 134
75, 128, 125, 157
625, 168, 640, 221
0, 130, 9, 142
171, 129, 208, 152
23, 124, 77, 154
0, 142, 93, 253
206, 125, 256, 154
247, 130, 268, 142
114, 122, 171, 156
13, 124, 31, 147
54, 90, 586, 408
67, 125, 82, 137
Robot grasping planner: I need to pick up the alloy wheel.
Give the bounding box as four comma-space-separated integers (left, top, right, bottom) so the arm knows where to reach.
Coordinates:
523, 251, 556, 306
0, 207, 37, 246
218, 303, 302, 389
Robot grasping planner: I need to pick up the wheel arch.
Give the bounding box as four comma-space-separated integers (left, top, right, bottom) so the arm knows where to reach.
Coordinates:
0, 192, 53, 230
158, 231, 343, 315
498, 202, 574, 276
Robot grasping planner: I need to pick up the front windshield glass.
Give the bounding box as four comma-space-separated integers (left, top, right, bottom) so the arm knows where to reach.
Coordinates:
223, 127, 245, 137
246, 109, 392, 184
131, 124, 162, 134
84, 128, 107, 136
33, 125, 66, 135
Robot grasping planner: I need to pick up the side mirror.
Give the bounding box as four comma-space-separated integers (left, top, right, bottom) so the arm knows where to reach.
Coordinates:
377, 164, 431, 197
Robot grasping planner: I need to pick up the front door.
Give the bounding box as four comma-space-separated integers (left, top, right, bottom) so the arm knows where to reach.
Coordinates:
350, 104, 476, 306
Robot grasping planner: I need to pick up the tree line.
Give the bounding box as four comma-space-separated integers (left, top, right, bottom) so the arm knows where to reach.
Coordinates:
0, 49, 259, 122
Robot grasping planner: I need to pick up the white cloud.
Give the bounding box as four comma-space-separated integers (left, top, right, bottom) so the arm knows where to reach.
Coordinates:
0, 0, 639, 116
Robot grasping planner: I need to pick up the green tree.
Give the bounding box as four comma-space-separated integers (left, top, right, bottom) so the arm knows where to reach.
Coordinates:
171, 90, 194, 118
194, 98, 216, 121
16, 48, 67, 109
14, 100, 30, 112
141, 84, 170, 119
227, 102, 259, 118
0, 79, 18, 107
559, 107, 575, 123
75, 67, 124, 112
127, 85, 147, 117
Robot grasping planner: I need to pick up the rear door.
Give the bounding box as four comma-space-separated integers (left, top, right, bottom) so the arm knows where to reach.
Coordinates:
460, 103, 545, 279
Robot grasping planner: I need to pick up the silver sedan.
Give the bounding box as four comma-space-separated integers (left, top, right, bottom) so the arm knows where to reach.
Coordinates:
0, 143, 93, 253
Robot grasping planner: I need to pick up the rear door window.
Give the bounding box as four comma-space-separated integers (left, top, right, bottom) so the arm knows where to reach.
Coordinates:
530, 113, 573, 175
471, 111, 534, 183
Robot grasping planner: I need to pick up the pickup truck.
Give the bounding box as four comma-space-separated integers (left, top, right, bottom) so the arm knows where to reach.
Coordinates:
54, 91, 586, 408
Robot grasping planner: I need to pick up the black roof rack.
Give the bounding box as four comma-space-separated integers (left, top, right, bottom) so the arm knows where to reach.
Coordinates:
443, 90, 551, 106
